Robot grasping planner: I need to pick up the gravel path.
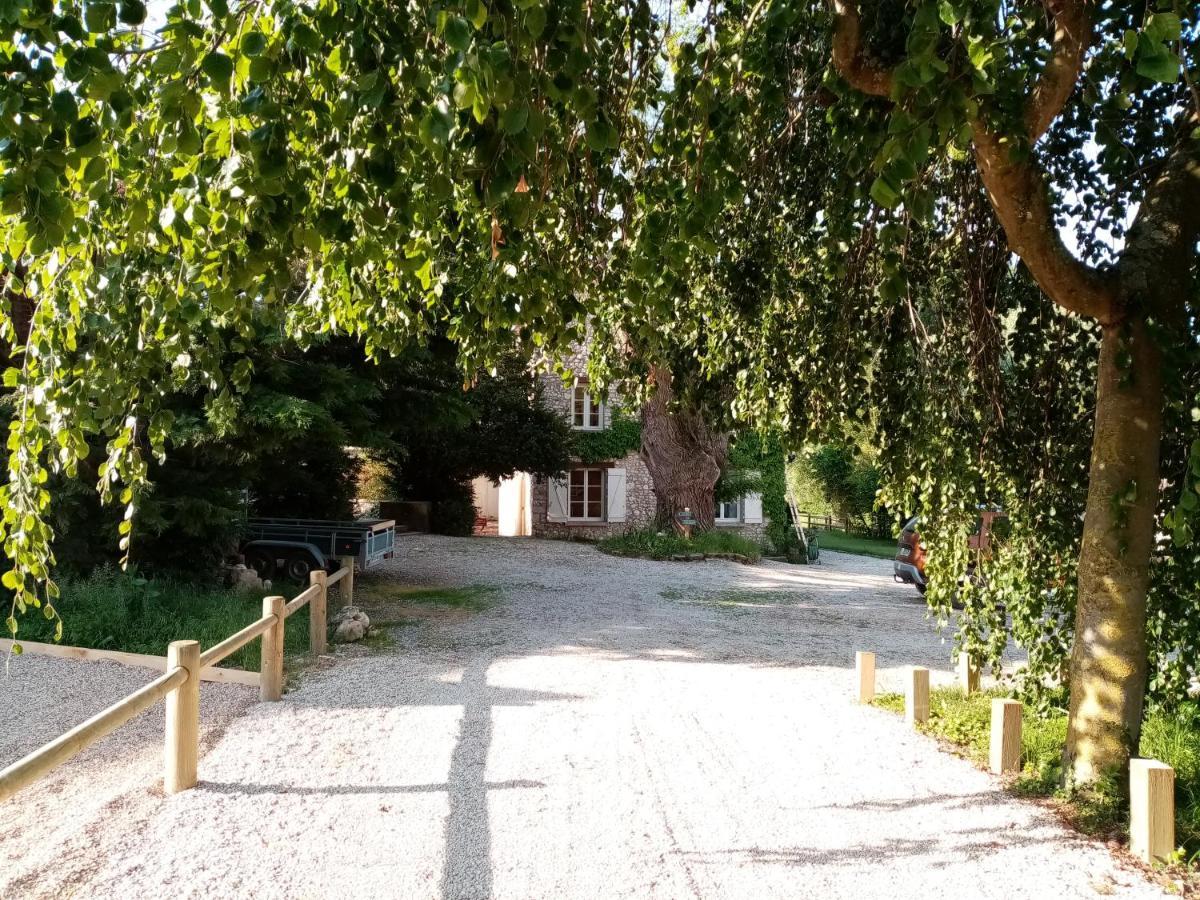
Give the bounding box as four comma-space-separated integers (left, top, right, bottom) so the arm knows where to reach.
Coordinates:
1, 536, 1163, 899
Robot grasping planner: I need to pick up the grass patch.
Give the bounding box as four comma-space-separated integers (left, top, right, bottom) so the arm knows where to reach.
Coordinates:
815, 530, 897, 559
1142, 703, 1200, 854
14, 567, 309, 671
872, 688, 1200, 862
660, 587, 807, 610
598, 528, 762, 562
357, 583, 498, 612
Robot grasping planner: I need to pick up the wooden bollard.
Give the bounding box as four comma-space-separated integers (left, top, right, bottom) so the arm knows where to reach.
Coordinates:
164, 639, 201, 794
1130, 759, 1175, 864
957, 652, 980, 695
339, 555, 355, 606
989, 699, 1022, 774
906, 666, 930, 725
260, 596, 286, 702
856, 651, 876, 703
309, 569, 328, 656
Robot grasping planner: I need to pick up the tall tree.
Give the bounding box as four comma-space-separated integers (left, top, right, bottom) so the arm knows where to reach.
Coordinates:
827, 0, 1199, 782
600, 1, 1198, 785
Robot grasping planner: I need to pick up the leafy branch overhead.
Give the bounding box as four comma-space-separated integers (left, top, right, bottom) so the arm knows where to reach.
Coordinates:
0, 0, 659, 629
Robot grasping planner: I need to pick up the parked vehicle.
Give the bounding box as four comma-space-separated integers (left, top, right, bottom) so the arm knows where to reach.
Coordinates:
241, 517, 397, 583
894, 508, 1006, 596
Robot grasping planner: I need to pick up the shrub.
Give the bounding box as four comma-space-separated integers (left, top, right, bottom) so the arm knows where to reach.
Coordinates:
430, 483, 479, 536
598, 528, 762, 562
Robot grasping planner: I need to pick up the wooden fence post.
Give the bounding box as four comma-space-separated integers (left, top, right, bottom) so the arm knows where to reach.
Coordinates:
309, 570, 328, 656
164, 639, 200, 794
957, 652, 980, 695
989, 699, 1022, 774
338, 555, 355, 606
856, 651, 876, 704
906, 666, 930, 725
1130, 759, 1175, 864
260, 596, 285, 702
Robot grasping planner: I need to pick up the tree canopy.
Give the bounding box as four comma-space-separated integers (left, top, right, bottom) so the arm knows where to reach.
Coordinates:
2, 0, 1197, 784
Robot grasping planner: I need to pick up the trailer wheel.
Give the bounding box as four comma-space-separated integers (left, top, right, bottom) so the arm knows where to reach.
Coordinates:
284, 551, 316, 583
244, 547, 276, 580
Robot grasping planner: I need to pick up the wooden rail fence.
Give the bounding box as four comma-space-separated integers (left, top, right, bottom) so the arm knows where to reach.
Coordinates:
0, 557, 355, 802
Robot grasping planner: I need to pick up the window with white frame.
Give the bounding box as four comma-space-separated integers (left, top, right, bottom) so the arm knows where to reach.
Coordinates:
569, 468, 604, 520
571, 385, 604, 430
716, 499, 742, 523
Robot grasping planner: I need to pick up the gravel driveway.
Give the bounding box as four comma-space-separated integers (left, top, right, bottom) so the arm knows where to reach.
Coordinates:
1, 536, 1163, 899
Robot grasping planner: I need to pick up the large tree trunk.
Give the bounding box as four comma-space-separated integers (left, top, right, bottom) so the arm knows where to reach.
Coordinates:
1063, 317, 1162, 782
639, 365, 728, 533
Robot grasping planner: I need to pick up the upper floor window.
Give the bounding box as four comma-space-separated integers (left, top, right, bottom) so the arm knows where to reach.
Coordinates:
572, 385, 604, 430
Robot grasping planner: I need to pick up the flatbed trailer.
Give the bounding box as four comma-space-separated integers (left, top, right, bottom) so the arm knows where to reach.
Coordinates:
241, 517, 397, 583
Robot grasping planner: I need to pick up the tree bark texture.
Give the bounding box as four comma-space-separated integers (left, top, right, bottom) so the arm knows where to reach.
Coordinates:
639, 365, 729, 533
1065, 318, 1161, 782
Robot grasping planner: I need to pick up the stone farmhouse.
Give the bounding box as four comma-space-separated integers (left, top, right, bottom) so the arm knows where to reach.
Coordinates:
472, 343, 766, 542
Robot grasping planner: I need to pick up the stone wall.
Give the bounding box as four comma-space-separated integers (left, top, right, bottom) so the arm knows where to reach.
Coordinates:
716, 521, 768, 546
529, 451, 657, 541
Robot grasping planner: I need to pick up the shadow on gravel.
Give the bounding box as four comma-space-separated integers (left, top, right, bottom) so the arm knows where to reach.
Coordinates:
680, 827, 1059, 869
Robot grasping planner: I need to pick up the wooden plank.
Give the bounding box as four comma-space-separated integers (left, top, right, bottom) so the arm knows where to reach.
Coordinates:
327, 565, 348, 586
196, 618, 273, 676
260, 596, 285, 702
905, 666, 929, 725
0, 666, 186, 803
284, 583, 320, 617
1, 638, 258, 687
164, 641, 200, 794
1130, 758, 1175, 864
855, 651, 876, 703
989, 699, 1022, 774
957, 652, 980, 695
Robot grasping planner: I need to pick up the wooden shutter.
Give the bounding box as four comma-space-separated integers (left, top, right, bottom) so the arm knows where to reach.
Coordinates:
547, 476, 568, 521
743, 492, 764, 524
607, 468, 627, 523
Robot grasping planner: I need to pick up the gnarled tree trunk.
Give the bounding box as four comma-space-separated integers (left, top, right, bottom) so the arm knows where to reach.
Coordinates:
639, 365, 728, 533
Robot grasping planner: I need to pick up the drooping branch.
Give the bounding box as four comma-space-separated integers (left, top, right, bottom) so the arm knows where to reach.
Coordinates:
1025, 0, 1093, 142
829, 0, 1118, 323
829, 0, 894, 97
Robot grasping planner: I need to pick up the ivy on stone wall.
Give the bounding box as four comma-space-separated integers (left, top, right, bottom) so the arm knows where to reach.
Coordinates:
571, 412, 643, 464
718, 432, 789, 551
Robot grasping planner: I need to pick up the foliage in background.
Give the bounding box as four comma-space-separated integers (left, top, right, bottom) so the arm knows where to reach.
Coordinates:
717, 431, 788, 552
785, 454, 832, 517
16, 567, 309, 670
597, 528, 762, 562
47, 330, 388, 578
805, 444, 884, 534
